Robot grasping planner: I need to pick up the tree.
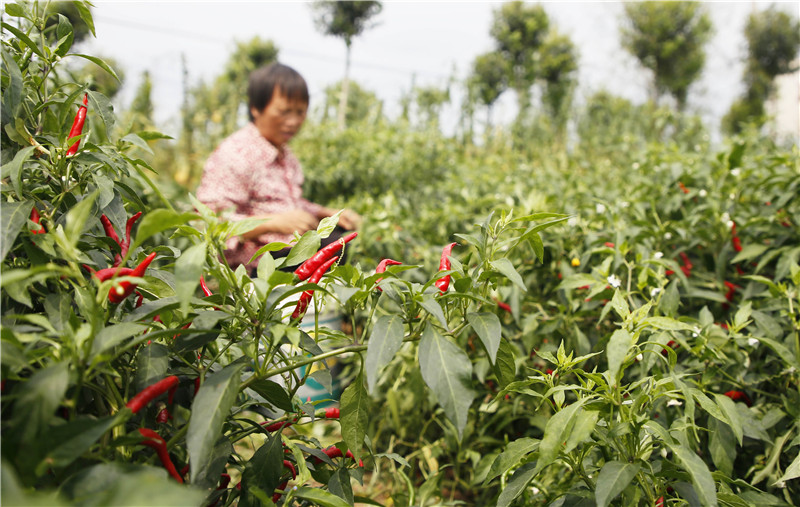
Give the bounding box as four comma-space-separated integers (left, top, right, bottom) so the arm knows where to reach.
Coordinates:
469, 51, 509, 128
723, 7, 800, 134
539, 30, 578, 125
127, 71, 155, 133
311, 1, 382, 130
620, 1, 712, 109
489, 1, 549, 114
321, 79, 383, 125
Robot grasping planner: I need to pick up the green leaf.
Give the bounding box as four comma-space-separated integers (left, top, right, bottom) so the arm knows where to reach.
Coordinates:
365, 314, 405, 393
1, 22, 44, 58
188, 362, 244, 484
418, 326, 475, 439
9, 362, 69, 443
533, 399, 588, 477
328, 469, 354, 504
247, 379, 293, 412
285, 230, 320, 266
709, 417, 736, 477
418, 294, 448, 328
467, 312, 501, 364
63, 191, 98, 252
496, 462, 537, 507
60, 463, 205, 506
642, 317, 694, 332
318, 210, 343, 238
241, 435, 283, 502
292, 486, 352, 507
135, 343, 169, 392
492, 338, 517, 389
1, 146, 35, 198
670, 445, 717, 507
91, 323, 148, 356
775, 451, 800, 484
730, 244, 769, 264
174, 242, 206, 316
595, 461, 641, 507
489, 258, 527, 291
340, 371, 369, 459
557, 274, 598, 290
37, 414, 124, 474
606, 329, 633, 387
713, 393, 743, 446
1, 200, 33, 261
610, 289, 630, 321
193, 437, 234, 490
1, 47, 23, 121
120, 133, 154, 155
130, 209, 198, 252
485, 437, 539, 483
69, 54, 120, 82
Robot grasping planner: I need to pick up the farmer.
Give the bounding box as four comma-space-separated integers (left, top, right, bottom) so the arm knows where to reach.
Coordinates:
197, 63, 361, 272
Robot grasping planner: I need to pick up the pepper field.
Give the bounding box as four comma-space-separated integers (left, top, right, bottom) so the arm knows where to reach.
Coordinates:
2, 3, 799, 507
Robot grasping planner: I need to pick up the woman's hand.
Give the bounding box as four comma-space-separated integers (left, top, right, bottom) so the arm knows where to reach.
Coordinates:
338, 209, 362, 230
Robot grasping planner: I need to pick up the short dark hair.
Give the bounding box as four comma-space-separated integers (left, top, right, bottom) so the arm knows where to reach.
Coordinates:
247, 63, 309, 121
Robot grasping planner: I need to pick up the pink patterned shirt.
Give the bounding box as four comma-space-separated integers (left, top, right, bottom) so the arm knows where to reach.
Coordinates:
196, 122, 323, 269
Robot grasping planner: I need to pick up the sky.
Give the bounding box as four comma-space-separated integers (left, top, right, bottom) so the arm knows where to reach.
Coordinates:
80, 1, 800, 138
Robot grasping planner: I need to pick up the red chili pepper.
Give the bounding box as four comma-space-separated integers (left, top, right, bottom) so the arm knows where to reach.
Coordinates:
101, 212, 142, 267
200, 276, 213, 297
724, 281, 738, 302
324, 407, 340, 419
495, 299, 512, 313
29, 207, 45, 234
314, 446, 363, 467
661, 340, 680, 357
723, 390, 752, 407
156, 407, 172, 423
271, 460, 298, 503
295, 232, 357, 281
655, 496, 664, 507
126, 375, 179, 414
678, 181, 689, 194
105, 252, 157, 304
604, 242, 615, 248
137, 428, 183, 483
292, 256, 338, 320
65, 93, 88, 156
262, 420, 294, 432
375, 258, 402, 290
731, 221, 743, 252
434, 242, 457, 294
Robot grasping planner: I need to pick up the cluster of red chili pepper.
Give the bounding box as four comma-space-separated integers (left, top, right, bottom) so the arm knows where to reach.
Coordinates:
84, 212, 156, 304
665, 252, 692, 277
291, 232, 357, 319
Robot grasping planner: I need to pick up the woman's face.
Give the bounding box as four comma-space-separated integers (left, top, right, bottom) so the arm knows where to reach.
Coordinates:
251, 88, 308, 146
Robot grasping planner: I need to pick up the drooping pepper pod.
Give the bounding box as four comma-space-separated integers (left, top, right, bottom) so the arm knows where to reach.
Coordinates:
29, 207, 45, 234
126, 375, 180, 414
294, 232, 357, 281
100, 212, 142, 267
374, 258, 402, 291
434, 242, 457, 294
137, 428, 184, 483
292, 256, 339, 320
65, 93, 88, 157
92, 252, 157, 304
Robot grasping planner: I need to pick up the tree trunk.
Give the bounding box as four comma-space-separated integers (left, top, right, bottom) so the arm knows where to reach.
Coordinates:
337, 43, 352, 130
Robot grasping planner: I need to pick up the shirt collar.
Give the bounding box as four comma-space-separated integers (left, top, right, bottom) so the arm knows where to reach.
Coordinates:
245, 122, 287, 165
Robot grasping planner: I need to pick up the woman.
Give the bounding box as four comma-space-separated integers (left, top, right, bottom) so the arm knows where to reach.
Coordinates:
197, 63, 360, 272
